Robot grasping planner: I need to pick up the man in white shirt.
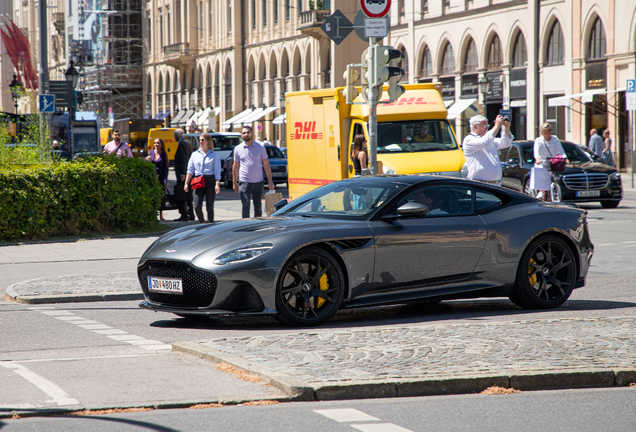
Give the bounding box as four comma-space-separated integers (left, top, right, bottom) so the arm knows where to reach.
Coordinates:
462, 114, 513, 184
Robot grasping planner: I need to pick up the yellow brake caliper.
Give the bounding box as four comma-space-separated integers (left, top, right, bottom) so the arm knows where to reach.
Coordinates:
317, 273, 329, 308
528, 258, 538, 287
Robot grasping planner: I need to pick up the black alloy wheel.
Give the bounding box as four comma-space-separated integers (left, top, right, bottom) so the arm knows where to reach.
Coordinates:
509, 235, 576, 309
275, 247, 344, 326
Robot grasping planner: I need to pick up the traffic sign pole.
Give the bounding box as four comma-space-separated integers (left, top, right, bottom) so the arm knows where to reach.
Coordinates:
368, 36, 378, 175
627, 79, 635, 187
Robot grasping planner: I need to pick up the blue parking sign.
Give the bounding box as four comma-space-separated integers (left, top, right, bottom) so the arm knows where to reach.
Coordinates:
627, 79, 636, 111
39, 94, 55, 113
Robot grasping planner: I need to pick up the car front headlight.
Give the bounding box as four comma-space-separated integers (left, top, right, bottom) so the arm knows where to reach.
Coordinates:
610, 172, 621, 181
213, 244, 273, 265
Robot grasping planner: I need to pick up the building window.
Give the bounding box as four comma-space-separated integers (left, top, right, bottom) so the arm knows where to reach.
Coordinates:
398, 0, 405, 24
215, 64, 220, 107
399, 47, 409, 83
513, 33, 527, 68
210, 2, 213, 37
487, 35, 502, 70
199, 1, 203, 41
422, 0, 428, 16
298, 0, 302, 14
198, 69, 204, 106
286, 0, 290, 21
588, 17, 606, 60
225, 63, 233, 109
464, 39, 477, 73
252, 0, 256, 29
263, 0, 267, 26
207, 67, 212, 107
275, 0, 278, 24
441, 43, 455, 76
228, 0, 232, 33
420, 47, 432, 79
547, 21, 564, 65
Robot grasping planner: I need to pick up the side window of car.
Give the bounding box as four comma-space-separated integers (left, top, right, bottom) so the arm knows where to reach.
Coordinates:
498, 148, 509, 162
475, 189, 509, 213
397, 185, 474, 217
507, 146, 520, 162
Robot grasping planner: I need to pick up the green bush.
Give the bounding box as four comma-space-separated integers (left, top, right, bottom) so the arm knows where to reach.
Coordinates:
0, 155, 163, 240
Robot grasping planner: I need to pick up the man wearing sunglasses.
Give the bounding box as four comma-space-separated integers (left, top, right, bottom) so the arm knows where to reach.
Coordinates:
233, 126, 275, 218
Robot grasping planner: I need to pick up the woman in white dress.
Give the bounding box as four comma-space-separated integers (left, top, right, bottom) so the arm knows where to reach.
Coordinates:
532, 123, 568, 201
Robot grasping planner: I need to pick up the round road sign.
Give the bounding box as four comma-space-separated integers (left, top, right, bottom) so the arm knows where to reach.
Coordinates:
360, 0, 391, 18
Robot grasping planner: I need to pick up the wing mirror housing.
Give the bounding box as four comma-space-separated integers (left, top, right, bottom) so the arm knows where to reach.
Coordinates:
273, 199, 289, 212
382, 202, 429, 221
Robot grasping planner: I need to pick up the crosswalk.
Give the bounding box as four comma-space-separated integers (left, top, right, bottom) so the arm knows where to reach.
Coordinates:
315, 408, 415, 432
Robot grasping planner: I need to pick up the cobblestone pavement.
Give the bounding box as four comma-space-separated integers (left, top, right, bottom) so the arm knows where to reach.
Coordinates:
192, 318, 636, 383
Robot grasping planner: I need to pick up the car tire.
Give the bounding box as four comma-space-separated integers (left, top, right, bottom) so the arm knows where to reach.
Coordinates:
509, 235, 576, 309
275, 247, 345, 326
224, 170, 232, 189
600, 200, 620, 209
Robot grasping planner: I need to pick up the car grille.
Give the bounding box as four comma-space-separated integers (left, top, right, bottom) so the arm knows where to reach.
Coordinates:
270, 165, 286, 173
138, 260, 217, 307
562, 173, 609, 190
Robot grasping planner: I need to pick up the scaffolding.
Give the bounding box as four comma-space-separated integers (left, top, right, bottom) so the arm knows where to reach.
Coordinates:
75, 0, 143, 127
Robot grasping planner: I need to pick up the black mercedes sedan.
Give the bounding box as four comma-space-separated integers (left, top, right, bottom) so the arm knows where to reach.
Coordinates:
500, 141, 622, 208
138, 175, 593, 326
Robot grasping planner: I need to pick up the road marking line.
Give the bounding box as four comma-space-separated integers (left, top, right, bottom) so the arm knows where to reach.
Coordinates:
620, 241, 636, 244
93, 329, 128, 335
55, 316, 86, 321
139, 344, 172, 350
351, 424, 414, 432
17, 354, 159, 363
314, 409, 380, 422
126, 339, 164, 345
69, 320, 101, 325
77, 324, 113, 330
0, 362, 79, 406
107, 335, 146, 341
27, 306, 55, 310
596, 243, 617, 246
40, 311, 76, 316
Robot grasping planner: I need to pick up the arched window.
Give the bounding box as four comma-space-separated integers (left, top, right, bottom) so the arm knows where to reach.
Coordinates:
225, 62, 232, 108
198, 68, 204, 106
464, 39, 477, 73
207, 66, 212, 107
513, 33, 527, 68
487, 35, 502, 70
166, 75, 172, 112
420, 47, 432, 79
441, 43, 455, 76
157, 75, 164, 112
588, 17, 605, 60
399, 47, 409, 83
547, 21, 564, 65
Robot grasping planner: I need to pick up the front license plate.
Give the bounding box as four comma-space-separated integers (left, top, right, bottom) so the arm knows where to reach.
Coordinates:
272, 172, 285, 177
576, 190, 601, 197
148, 277, 183, 294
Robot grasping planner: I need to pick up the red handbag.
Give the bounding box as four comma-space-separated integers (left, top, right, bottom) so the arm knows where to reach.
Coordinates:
190, 176, 205, 190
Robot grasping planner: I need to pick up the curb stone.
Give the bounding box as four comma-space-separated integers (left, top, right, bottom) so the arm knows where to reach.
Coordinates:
172, 341, 636, 401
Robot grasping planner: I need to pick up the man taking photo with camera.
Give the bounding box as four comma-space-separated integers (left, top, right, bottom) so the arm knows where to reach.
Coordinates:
462, 114, 513, 185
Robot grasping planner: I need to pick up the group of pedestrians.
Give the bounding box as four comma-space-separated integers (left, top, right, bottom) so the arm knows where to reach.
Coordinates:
588, 128, 615, 167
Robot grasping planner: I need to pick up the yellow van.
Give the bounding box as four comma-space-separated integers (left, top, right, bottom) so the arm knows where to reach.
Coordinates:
99, 128, 112, 149
148, 128, 178, 161
285, 83, 465, 199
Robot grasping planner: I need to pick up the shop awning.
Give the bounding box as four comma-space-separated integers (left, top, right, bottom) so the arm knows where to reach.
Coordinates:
186, 110, 203, 131
548, 89, 611, 107
143, 114, 151, 119
196, 107, 213, 127
444, 100, 454, 108
178, 109, 195, 127
159, 111, 171, 120
233, 107, 264, 128
446, 98, 477, 119
273, 113, 286, 125
153, 112, 163, 120
170, 109, 186, 127
510, 100, 526, 107
242, 106, 278, 126
222, 108, 253, 130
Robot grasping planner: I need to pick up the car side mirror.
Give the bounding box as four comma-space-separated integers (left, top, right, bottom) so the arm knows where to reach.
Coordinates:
273, 199, 289, 212
382, 202, 430, 221
507, 157, 521, 167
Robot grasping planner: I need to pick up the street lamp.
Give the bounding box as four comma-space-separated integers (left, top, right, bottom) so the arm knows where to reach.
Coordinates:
9, 74, 22, 141
65, 60, 80, 156
478, 75, 491, 116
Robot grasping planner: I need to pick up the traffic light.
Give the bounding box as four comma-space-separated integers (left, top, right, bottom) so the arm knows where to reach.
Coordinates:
387, 58, 406, 102
360, 48, 370, 102
343, 66, 359, 105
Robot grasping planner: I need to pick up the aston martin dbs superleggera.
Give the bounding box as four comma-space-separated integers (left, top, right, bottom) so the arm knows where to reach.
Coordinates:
138, 175, 594, 326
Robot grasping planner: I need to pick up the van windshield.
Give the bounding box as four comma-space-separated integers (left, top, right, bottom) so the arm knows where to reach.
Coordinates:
377, 120, 458, 153
212, 136, 241, 152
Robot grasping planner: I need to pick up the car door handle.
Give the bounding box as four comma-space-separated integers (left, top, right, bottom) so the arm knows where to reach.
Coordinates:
464, 229, 480, 233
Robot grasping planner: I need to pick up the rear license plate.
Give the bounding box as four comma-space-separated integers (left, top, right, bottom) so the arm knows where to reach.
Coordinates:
576, 190, 601, 197
148, 277, 183, 294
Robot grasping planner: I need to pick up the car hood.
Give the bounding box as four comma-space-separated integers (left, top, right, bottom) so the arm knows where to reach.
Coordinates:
141, 217, 364, 265
562, 161, 617, 174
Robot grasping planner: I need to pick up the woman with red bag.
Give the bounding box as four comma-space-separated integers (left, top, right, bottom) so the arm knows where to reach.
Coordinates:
532, 123, 568, 201
184, 133, 222, 223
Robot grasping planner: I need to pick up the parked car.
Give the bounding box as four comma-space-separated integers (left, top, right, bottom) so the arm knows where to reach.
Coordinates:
224, 145, 287, 188
500, 141, 622, 208
138, 175, 593, 326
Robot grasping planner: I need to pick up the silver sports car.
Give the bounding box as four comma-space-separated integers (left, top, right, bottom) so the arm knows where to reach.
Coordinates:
138, 175, 594, 326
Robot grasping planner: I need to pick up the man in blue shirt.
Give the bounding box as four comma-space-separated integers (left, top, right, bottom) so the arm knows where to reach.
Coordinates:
233, 126, 275, 218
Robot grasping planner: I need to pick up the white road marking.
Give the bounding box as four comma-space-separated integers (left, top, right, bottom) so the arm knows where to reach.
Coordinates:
351, 424, 414, 432
107, 335, 146, 341
139, 344, 172, 350
69, 320, 101, 325
93, 329, 128, 335
620, 241, 636, 243
27, 307, 54, 310
596, 243, 617, 246
0, 362, 79, 406
77, 324, 113, 330
314, 409, 380, 422
55, 316, 87, 321
17, 354, 158, 363
40, 310, 75, 316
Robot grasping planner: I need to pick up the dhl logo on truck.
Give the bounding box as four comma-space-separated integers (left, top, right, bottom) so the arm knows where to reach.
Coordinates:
291, 122, 324, 140
382, 97, 440, 107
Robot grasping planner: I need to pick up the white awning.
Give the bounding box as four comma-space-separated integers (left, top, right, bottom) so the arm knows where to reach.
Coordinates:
510, 100, 527, 108
242, 106, 278, 126
548, 89, 612, 107
185, 111, 202, 131
273, 113, 286, 125
234, 107, 264, 128
222, 108, 253, 130
444, 100, 454, 108
170, 110, 186, 127
178, 109, 194, 127
196, 107, 213, 127
446, 98, 477, 119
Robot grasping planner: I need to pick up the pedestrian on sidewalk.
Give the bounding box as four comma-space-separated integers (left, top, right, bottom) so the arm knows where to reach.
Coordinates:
233, 126, 275, 218
173, 128, 195, 221
602, 129, 615, 167
103, 129, 132, 158
146, 137, 169, 220
462, 114, 513, 185
184, 133, 222, 223
588, 128, 604, 159
533, 122, 567, 201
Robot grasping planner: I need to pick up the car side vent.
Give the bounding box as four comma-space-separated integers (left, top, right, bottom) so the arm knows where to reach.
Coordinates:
329, 238, 372, 250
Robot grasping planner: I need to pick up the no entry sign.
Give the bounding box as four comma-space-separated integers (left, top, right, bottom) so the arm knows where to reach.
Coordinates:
360, 0, 391, 18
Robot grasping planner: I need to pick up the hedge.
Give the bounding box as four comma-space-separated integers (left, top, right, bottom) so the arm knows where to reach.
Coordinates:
0, 155, 164, 240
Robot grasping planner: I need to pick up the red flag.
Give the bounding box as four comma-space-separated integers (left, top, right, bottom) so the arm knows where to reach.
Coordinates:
0, 28, 22, 83
8, 19, 37, 90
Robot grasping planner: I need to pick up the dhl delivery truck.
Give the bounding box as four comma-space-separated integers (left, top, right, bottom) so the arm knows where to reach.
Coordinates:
285, 83, 465, 199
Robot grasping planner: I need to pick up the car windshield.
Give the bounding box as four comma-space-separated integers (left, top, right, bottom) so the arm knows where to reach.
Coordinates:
266, 146, 285, 158
212, 136, 240, 152
273, 179, 408, 220
377, 120, 458, 153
